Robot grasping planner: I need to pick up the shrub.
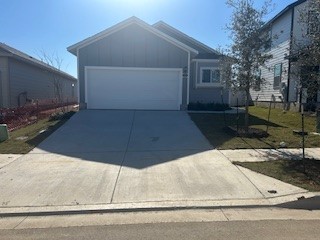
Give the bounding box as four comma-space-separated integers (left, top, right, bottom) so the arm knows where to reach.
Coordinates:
49, 111, 75, 121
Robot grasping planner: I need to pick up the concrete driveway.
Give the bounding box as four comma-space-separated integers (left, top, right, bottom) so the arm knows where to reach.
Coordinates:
0, 110, 306, 209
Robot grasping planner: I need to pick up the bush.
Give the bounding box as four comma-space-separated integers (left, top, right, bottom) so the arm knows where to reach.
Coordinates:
188, 102, 231, 111
49, 111, 75, 121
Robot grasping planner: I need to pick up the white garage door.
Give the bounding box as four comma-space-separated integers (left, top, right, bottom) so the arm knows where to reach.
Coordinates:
85, 67, 182, 110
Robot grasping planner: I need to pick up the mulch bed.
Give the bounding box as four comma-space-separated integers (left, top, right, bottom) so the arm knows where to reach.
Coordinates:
225, 126, 269, 138
0, 102, 77, 131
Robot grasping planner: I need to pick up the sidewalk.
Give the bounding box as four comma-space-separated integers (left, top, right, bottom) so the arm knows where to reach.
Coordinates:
219, 148, 320, 162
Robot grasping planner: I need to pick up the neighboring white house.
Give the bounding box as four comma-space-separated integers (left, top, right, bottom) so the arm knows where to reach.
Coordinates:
251, 0, 320, 107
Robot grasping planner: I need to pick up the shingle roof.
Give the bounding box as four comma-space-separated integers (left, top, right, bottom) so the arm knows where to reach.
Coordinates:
153, 21, 221, 56
0, 43, 76, 81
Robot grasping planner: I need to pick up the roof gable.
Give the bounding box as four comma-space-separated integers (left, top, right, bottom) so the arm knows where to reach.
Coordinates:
263, 0, 307, 28
67, 17, 198, 55
153, 21, 220, 55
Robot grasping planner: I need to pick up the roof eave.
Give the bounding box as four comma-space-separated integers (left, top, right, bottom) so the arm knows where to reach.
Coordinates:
67, 17, 198, 56
153, 21, 219, 54
262, 0, 307, 30
11, 54, 77, 81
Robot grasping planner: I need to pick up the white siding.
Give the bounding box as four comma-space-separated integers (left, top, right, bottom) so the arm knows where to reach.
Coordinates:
292, 0, 310, 49
271, 10, 292, 47
251, 10, 292, 102
251, 41, 290, 102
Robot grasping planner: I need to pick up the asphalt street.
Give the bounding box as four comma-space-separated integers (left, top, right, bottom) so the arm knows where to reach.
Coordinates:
1, 220, 320, 240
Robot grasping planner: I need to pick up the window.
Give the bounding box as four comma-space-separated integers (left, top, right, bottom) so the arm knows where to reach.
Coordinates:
199, 68, 221, 86
264, 30, 272, 51
308, 10, 320, 35
273, 63, 282, 89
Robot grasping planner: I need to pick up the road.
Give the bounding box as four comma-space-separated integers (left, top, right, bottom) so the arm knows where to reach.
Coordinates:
1, 220, 320, 240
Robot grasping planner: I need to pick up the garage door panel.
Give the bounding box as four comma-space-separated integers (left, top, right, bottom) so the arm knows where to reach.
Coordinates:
85, 67, 182, 110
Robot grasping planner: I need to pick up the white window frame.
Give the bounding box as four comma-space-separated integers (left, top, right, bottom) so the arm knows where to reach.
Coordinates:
273, 63, 282, 90
198, 67, 221, 87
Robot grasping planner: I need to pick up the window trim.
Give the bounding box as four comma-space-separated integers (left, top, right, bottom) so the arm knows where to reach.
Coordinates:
198, 67, 221, 87
273, 63, 282, 89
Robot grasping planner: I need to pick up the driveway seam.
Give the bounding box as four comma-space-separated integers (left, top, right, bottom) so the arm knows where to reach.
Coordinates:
110, 110, 136, 203
0, 155, 24, 170
220, 209, 230, 221
234, 164, 267, 198
219, 150, 268, 198
13, 215, 28, 229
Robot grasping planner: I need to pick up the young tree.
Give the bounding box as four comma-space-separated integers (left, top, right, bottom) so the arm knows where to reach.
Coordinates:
291, 0, 320, 110
37, 50, 65, 106
224, 0, 273, 132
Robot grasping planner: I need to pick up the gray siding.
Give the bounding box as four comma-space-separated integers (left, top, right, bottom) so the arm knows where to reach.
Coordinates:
292, 0, 310, 49
189, 61, 229, 104
8, 58, 76, 107
154, 25, 210, 53
0, 57, 9, 108
78, 23, 189, 106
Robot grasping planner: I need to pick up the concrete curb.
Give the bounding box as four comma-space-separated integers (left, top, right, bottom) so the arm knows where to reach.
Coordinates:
0, 192, 318, 218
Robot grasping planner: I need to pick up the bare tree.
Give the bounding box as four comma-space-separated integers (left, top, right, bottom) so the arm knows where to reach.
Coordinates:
37, 50, 65, 108
223, 0, 273, 132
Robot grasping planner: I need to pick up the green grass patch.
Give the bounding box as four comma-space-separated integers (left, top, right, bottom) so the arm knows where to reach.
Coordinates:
189, 106, 320, 149
188, 102, 231, 111
234, 160, 320, 191
0, 112, 75, 154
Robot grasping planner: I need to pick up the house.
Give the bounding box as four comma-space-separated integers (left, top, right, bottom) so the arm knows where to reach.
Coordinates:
251, 0, 320, 108
67, 17, 239, 110
0, 43, 77, 108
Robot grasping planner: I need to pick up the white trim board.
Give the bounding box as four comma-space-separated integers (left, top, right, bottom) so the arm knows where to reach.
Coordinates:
191, 59, 220, 63
197, 66, 222, 88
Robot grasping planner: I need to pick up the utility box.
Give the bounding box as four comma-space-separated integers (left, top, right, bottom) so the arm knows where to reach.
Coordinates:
317, 111, 320, 133
0, 124, 9, 142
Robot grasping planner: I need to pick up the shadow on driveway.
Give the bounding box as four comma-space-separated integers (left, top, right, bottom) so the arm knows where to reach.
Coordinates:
30, 110, 214, 169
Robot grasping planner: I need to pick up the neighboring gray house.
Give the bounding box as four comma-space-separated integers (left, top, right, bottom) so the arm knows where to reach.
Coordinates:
0, 43, 77, 108
68, 17, 239, 110
251, 0, 320, 106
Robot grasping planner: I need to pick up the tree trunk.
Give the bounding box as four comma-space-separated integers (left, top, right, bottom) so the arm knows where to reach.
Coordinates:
244, 88, 250, 133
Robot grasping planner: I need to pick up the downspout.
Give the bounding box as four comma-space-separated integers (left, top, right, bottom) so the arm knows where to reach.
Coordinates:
187, 51, 190, 107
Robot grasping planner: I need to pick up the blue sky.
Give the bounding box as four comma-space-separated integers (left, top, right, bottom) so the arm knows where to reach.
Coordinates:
1, 0, 296, 77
